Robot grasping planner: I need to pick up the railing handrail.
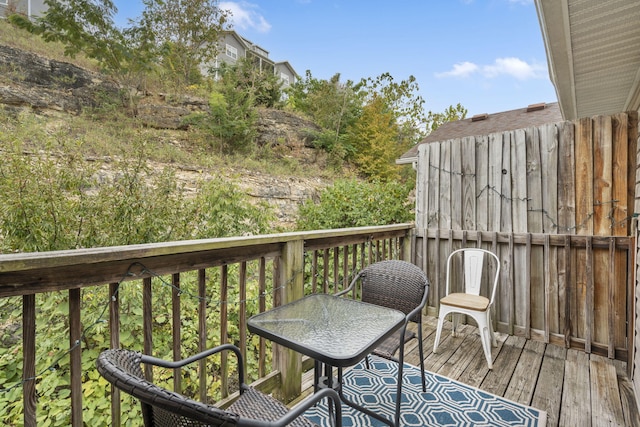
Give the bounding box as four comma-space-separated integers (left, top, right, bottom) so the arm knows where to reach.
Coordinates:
0, 223, 414, 297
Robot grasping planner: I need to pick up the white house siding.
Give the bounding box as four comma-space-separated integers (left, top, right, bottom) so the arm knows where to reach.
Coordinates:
0, 0, 47, 18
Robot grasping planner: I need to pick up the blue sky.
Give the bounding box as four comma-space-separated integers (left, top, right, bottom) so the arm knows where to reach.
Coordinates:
112, 0, 557, 117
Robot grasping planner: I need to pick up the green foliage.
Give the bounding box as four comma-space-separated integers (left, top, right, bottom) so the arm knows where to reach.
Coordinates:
139, 0, 230, 89
296, 179, 414, 230
0, 129, 274, 252
8, 0, 231, 98
358, 72, 428, 144
426, 103, 468, 132
186, 179, 275, 238
344, 95, 407, 181
286, 71, 361, 162
215, 57, 284, 108
0, 117, 276, 425
287, 71, 464, 180
8, 0, 151, 96
184, 63, 260, 153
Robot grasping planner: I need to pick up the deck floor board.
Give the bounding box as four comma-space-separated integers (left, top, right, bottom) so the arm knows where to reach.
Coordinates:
425, 318, 636, 427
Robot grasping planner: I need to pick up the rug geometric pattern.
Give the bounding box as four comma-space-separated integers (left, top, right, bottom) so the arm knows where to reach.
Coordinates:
304, 355, 547, 427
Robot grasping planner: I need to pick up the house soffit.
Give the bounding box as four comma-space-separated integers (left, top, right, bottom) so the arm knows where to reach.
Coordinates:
536, 0, 640, 120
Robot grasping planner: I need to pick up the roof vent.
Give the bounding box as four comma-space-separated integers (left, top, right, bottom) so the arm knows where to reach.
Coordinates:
527, 103, 546, 112
471, 113, 488, 122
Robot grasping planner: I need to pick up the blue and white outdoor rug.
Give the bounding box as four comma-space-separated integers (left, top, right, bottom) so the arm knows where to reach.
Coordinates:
304, 355, 547, 427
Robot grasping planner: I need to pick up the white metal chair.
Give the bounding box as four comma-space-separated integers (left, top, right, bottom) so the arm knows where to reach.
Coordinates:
433, 248, 500, 369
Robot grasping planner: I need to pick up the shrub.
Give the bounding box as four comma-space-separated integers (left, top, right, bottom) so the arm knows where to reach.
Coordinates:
296, 179, 413, 230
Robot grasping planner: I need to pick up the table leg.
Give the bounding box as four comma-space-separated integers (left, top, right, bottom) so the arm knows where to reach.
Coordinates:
316, 361, 396, 426
336, 365, 396, 427
394, 360, 403, 427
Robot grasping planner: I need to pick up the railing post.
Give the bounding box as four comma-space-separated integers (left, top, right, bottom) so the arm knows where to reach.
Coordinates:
402, 228, 414, 262
276, 238, 304, 402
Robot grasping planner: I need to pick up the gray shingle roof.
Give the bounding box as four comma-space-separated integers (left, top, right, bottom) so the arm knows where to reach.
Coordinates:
398, 102, 562, 163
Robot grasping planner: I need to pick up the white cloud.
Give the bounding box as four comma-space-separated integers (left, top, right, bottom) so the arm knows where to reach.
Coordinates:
219, 1, 272, 33
483, 57, 544, 79
435, 61, 479, 78
436, 57, 545, 80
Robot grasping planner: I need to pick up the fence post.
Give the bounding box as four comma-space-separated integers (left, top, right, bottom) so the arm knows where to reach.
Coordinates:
275, 238, 304, 402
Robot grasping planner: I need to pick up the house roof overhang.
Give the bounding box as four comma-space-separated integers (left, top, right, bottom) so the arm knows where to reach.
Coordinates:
535, 0, 640, 120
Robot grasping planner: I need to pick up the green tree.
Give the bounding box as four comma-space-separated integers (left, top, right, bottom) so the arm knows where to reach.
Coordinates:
286, 71, 362, 161
215, 57, 284, 108
8, 0, 154, 103
297, 179, 413, 230
345, 95, 405, 181
426, 103, 468, 132
183, 62, 258, 154
139, 0, 230, 88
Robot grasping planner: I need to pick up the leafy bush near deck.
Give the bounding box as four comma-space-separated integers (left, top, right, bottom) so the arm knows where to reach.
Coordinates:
296, 178, 414, 230
0, 123, 276, 426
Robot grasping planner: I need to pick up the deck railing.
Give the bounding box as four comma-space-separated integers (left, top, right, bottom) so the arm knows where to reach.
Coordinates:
0, 224, 634, 426
0, 224, 413, 427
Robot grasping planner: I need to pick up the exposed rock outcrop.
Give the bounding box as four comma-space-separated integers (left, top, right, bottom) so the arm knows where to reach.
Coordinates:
0, 44, 332, 229
0, 45, 120, 114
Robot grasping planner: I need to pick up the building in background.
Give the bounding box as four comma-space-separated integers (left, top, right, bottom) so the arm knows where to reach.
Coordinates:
209, 30, 298, 90
0, 0, 46, 20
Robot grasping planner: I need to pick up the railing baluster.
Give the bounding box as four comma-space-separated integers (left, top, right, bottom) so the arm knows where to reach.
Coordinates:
198, 269, 207, 403
23, 294, 36, 427
508, 233, 515, 336
322, 249, 329, 293
311, 250, 318, 293
585, 236, 594, 354
220, 265, 229, 397
544, 234, 551, 343
526, 233, 532, 339
143, 277, 153, 380
258, 257, 266, 378
109, 282, 121, 425
342, 245, 348, 291
69, 288, 82, 427
239, 261, 248, 367
563, 235, 572, 348
171, 273, 181, 393
333, 248, 339, 293
351, 243, 357, 278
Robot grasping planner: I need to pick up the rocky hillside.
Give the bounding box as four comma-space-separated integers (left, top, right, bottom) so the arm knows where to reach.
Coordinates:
0, 44, 334, 229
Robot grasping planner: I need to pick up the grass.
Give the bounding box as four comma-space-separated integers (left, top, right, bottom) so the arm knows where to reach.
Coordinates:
0, 19, 98, 71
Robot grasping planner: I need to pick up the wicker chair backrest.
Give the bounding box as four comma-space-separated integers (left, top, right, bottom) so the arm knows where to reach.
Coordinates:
358, 260, 429, 323
97, 349, 238, 426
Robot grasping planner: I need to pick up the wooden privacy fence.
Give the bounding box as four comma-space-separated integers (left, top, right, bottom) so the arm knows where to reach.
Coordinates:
414, 112, 637, 236
413, 111, 638, 363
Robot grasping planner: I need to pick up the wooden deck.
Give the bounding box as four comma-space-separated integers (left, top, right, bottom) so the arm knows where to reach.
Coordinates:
300, 315, 640, 426
405, 316, 640, 427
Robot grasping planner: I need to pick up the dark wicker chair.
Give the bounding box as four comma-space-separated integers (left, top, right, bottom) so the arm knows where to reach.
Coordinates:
97, 344, 342, 427
336, 260, 430, 392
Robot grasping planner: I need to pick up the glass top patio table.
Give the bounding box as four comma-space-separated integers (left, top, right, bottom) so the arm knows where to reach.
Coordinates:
247, 293, 406, 367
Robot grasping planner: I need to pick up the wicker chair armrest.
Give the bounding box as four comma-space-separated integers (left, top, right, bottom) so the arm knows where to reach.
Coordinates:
275, 388, 342, 427
140, 343, 245, 385
334, 271, 363, 297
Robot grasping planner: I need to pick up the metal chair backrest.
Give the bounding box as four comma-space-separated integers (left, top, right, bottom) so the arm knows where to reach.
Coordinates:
446, 248, 500, 304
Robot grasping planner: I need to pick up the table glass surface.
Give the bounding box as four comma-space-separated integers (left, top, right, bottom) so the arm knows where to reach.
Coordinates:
248, 293, 405, 366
